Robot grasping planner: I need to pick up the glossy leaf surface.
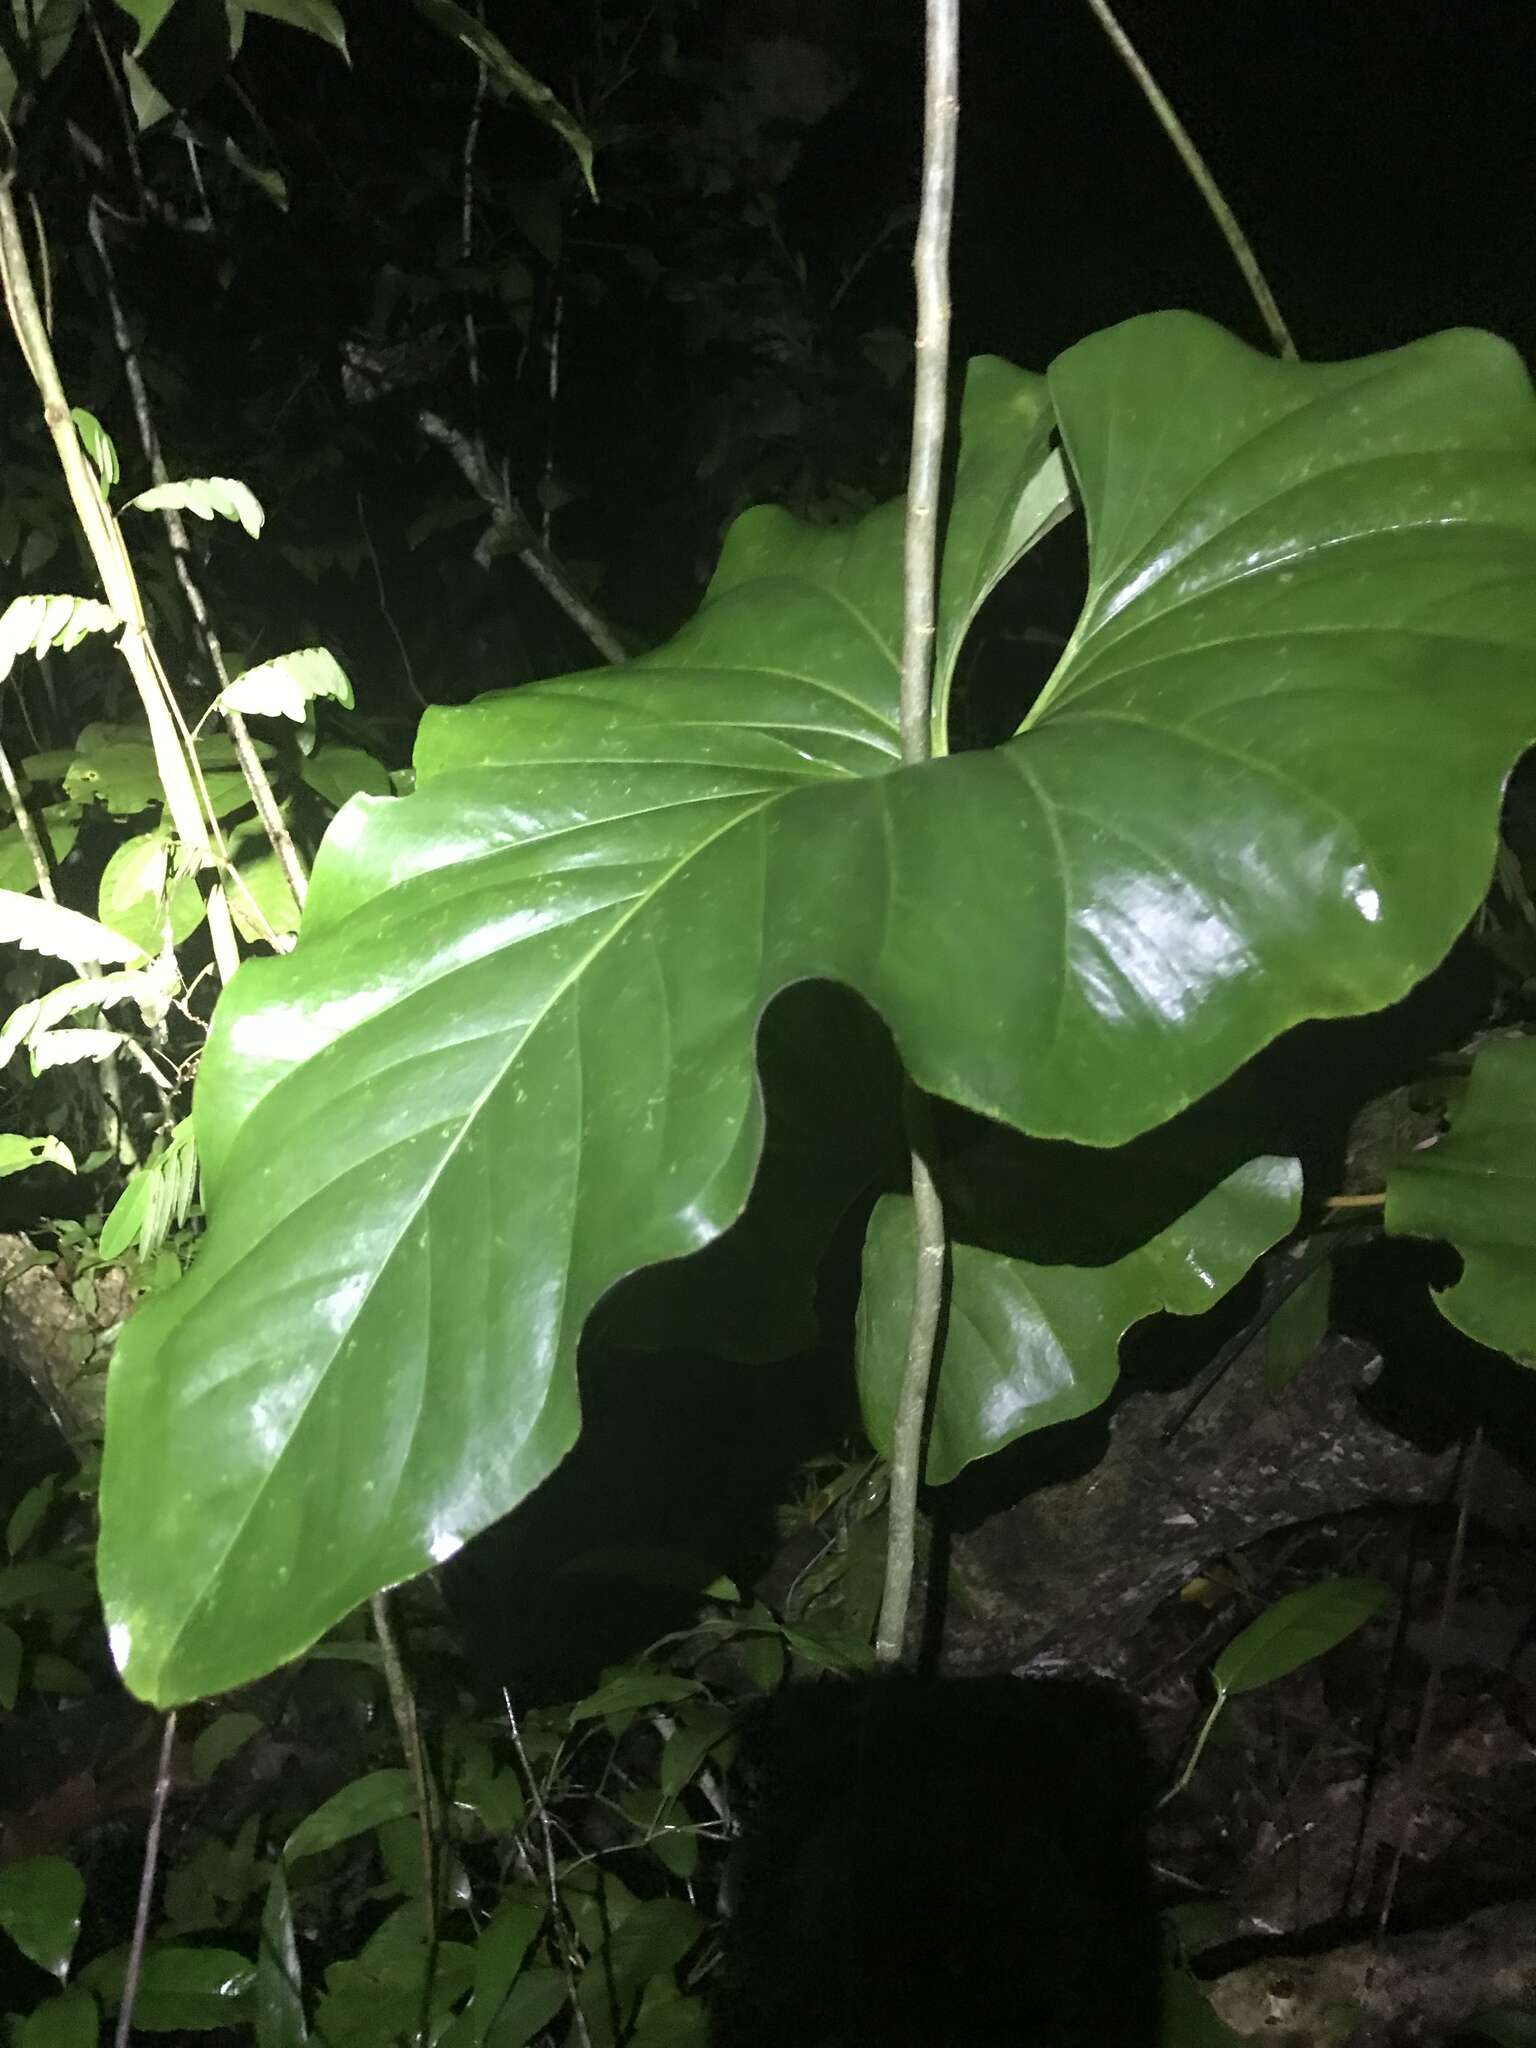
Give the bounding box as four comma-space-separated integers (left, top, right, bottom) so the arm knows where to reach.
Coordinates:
101, 316, 1536, 1702
858, 1154, 1300, 1483
0, 1857, 85, 1980
82, 1946, 255, 2030
1385, 1033, 1536, 1366
283, 1769, 416, 1861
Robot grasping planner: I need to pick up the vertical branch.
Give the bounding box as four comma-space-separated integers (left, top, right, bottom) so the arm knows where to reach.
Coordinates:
0, 174, 243, 985
896, 0, 959, 768
459, 19, 488, 428
371, 1591, 439, 1938
84, 190, 309, 912
874, 0, 960, 1671
1083, 0, 1297, 360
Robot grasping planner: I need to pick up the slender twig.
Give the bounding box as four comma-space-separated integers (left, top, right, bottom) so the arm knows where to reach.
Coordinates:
459, 32, 487, 420
370, 1591, 439, 1937
23, 186, 51, 336
1377, 1429, 1482, 1934
356, 493, 426, 708
1083, 0, 1297, 360
83, 184, 309, 911
415, 405, 626, 666
873, 0, 958, 1671
0, 733, 58, 900
84, 0, 145, 197
541, 290, 563, 551
502, 1690, 595, 2048
0, 174, 242, 983
114, 1710, 178, 2048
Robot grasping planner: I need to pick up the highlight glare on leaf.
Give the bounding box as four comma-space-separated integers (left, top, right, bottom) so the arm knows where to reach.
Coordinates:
124, 477, 265, 538
99, 318, 1536, 1704
0, 596, 120, 682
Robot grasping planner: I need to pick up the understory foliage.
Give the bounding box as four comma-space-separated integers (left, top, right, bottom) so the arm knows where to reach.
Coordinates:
0, 3, 1534, 2046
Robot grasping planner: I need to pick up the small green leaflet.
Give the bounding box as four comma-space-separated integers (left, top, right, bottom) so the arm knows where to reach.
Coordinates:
0, 805, 80, 894
98, 829, 205, 955
7, 1474, 58, 1555
17, 1988, 99, 2048
1212, 1577, 1392, 1696
0, 596, 120, 681
120, 47, 170, 128
0, 1856, 85, 1980
80, 1945, 255, 2030
191, 1709, 263, 1781
1, 0, 85, 120
218, 647, 353, 723
0, 1133, 76, 1177
70, 410, 119, 493
255, 1861, 305, 2048
100, 1118, 198, 1261
283, 1769, 417, 1861
29, 1029, 126, 1074
124, 477, 265, 539
0, 967, 168, 1072
568, 1671, 703, 1724
240, 0, 347, 60
223, 134, 288, 210
1168, 1578, 1391, 1801
300, 744, 392, 807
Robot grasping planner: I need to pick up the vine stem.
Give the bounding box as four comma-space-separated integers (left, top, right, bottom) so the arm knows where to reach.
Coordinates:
114, 1711, 177, 2048
0, 173, 241, 982
874, 0, 959, 1670
84, 193, 310, 914
1083, 0, 1297, 360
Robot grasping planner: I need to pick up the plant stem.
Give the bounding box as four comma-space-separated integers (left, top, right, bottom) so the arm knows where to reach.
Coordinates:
84, 193, 310, 913
0, 734, 57, 901
503, 1689, 595, 2048
371, 1590, 439, 1942
114, 1710, 177, 2048
0, 174, 242, 983
897, 0, 959, 767
414, 404, 627, 666
371, 1591, 441, 2047
875, 1098, 948, 1667
1083, 0, 1297, 360
874, 0, 958, 1670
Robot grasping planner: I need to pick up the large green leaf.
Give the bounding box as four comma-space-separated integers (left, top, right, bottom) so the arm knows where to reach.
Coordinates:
100, 316, 1536, 1704
857, 1152, 1301, 1485
1385, 1033, 1536, 1366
